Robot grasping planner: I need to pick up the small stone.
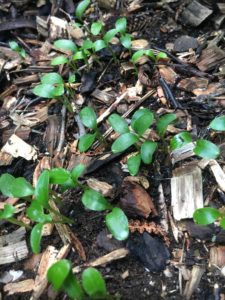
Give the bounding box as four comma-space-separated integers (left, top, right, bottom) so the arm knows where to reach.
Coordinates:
174, 35, 198, 52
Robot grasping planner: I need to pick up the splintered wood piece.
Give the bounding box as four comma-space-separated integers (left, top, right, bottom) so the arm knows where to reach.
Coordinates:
158, 183, 169, 232
158, 66, 178, 84
171, 142, 195, 164
177, 77, 209, 92
0, 241, 29, 264
196, 46, 225, 72
73, 248, 129, 274
43, 115, 60, 156
0, 151, 13, 166
183, 265, 205, 300
0, 227, 26, 246
10, 106, 48, 127
2, 134, 37, 160
181, 0, 213, 27
91, 89, 115, 104
2, 126, 31, 144
49, 16, 68, 40
171, 164, 203, 220
86, 178, 113, 197
4, 279, 34, 295
208, 160, 225, 192
0, 84, 17, 101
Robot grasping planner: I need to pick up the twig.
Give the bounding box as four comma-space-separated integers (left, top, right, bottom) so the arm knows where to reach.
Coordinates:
56, 105, 66, 153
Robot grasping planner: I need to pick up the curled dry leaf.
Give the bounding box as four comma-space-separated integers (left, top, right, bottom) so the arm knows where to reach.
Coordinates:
120, 181, 157, 218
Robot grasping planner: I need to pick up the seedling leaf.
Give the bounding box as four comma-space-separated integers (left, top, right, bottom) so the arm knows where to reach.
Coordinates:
71, 164, 86, 182
30, 223, 43, 254
145, 49, 155, 61
34, 170, 50, 207
170, 132, 192, 151
106, 207, 129, 240
94, 40, 106, 52
49, 168, 71, 184
82, 189, 112, 211
0, 204, 15, 219
140, 141, 157, 164
76, 0, 90, 21
111, 133, 138, 153
194, 139, 220, 159
0, 174, 15, 197
82, 268, 107, 297
156, 113, 177, 137
193, 207, 221, 225
27, 201, 52, 223
156, 52, 168, 61
33, 84, 64, 98
115, 17, 127, 34
91, 22, 103, 35
131, 108, 154, 136
131, 50, 145, 64
54, 39, 77, 52
209, 116, 225, 131
103, 28, 119, 44
108, 113, 129, 134
47, 259, 71, 290
120, 34, 131, 49
78, 133, 96, 152
51, 56, 68, 66
80, 106, 97, 129
41, 73, 64, 84
0, 174, 34, 198
127, 154, 141, 176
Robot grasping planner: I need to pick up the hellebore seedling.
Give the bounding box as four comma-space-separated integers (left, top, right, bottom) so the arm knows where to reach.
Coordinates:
9, 41, 26, 58
0, 164, 129, 254
47, 260, 116, 300
108, 109, 176, 175
76, 0, 91, 22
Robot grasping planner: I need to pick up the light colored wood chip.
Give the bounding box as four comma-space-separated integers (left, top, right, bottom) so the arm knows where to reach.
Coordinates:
86, 178, 113, 197
171, 142, 195, 164
209, 160, 225, 192
0, 227, 26, 247
4, 279, 34, 295
0, 241, 29, 264
183, 265, 205, 300
171, 163, 203, 220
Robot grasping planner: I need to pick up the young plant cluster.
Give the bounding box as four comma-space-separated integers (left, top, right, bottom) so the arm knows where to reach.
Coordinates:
47, 259, 118, 300
0, 165, 128, 254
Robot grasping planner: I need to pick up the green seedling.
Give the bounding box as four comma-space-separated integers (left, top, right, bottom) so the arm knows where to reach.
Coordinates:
108, 109, 176, 175
32, 72, 76, 112
0, 164, 129, 254
47, 260, 118, 300
76, 0, 90, 22
9, 41, 26, 58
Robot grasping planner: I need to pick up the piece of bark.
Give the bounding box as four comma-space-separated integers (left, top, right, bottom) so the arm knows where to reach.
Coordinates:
208, 160, 225, 192
158, 66, 178, 84
86, 178, 114, 197
43, 115, 60, 156
2, 126, 31, 144
209, 246, 225, 269
183, 265, 205, 300
0, 241, 29, 264
181, 0, 213, 27
196, 46, 225, 72
171, 164, 203, 220
177, 77, 209, 93
120, 181, 158, 218
171, 142, 195, 164
91, 89, 115, 104
173, 35, 198, 52
4, 279, 34, 295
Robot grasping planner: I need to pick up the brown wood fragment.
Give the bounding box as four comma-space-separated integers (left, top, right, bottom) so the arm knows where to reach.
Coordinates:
43, 115, 60, 156
0, 85, 17, 101
158, 66, 178, 84
171, 142, 195, 164
209, 160, 225, 192
87, 178, 114, 197
4, 279, 34, 295
209, 246, 225, 269
197, 46, 225, 72
13, 74, 39, 85
171, 163, 203, 220
177, 77, 209, 92
2, 126, 31, 144
183, 265, 205, 300
73, 248, 129, 274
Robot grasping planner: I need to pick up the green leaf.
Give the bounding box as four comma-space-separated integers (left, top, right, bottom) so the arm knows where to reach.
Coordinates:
49, 168, 71, 184
170, 132, 193, 151
27, 201, 52, 223
120, 34, 131, 49
82, 268, 107, 297
156, 113, 177, 137
68, 74, 76, 83
111, 133, 138, 153
41, 73, 64, 85
194, 139, 220, 159
73, 51, 85, 61
220, 217, 225, 229
103, 29, 119, 44
82, 189, 112, 211
80, 106, 97, 129
145, 49, 156, 61
105, 208, 129, 240
140, 141, 157, 164
82, 39, 93, 50
108, 113, 129, 134
131, 50, 145, 64
51, 56, 68, 66
63, 274, 84, 300
91, 22, 103, 35
0, 204, 15, 219
131, 108, 154, 136
127, 154, 141, 176
115, 17, 127, 34
32, 84, 64, 98
30, 223, 43, 254
47, 259, 71, 290
156, 52, 168, 61
78, 133, 96, 152
54, 39, 77, 52
9, 41, 20, 51
94, 40, 106, 52
34, 170, 49, 207
0, 174, 34, 198
71, 164, 86, 182
0, 174, 15, 197
75, 0, 90, 21
209, 116, 225, 131
193, 207, 221, 225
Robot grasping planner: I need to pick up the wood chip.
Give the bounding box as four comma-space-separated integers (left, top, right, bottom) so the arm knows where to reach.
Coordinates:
0, 240, 29, 264
208, 160, 225, 192
4, 279, 34, 295
171, 163, 203, 220
196, 46, 225, 72
86, 178, 113, 197
171, 142, 195, 164
183, 265, 205, 300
